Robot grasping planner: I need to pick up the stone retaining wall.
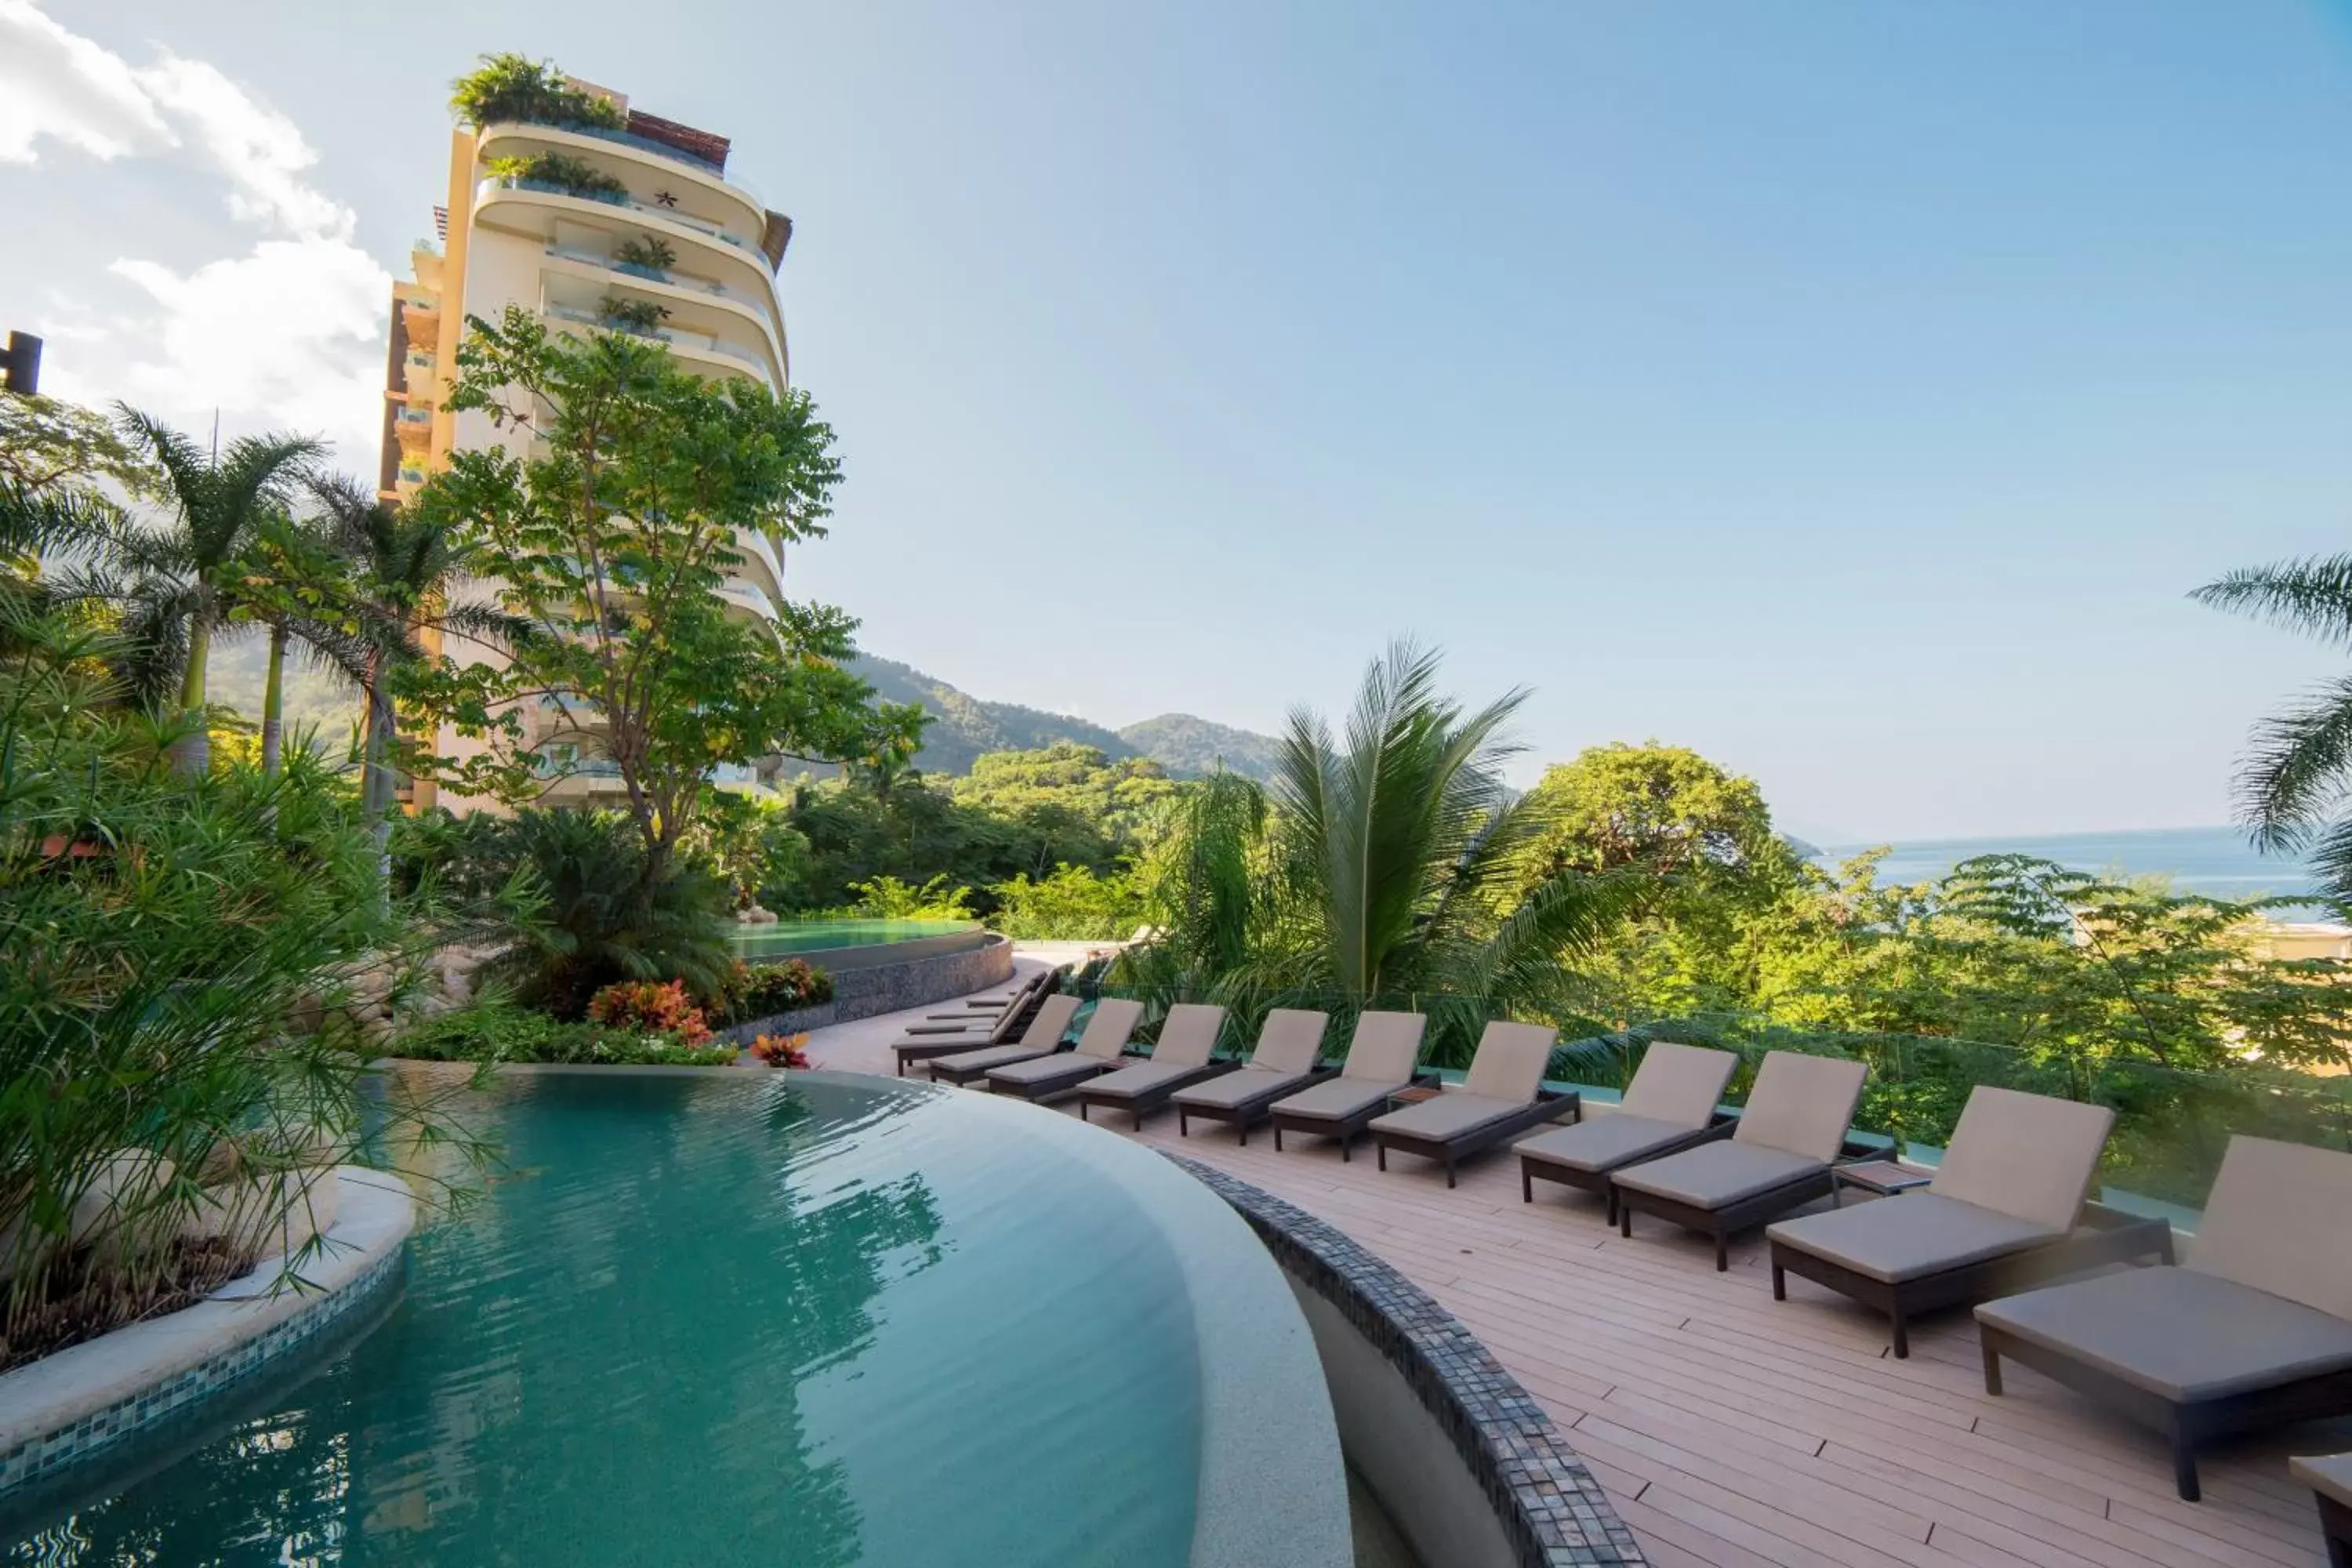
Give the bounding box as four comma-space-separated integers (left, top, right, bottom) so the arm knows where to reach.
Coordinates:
718, 933, 1014, 1044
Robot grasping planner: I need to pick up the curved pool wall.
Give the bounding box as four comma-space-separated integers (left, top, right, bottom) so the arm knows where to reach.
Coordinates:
1173, 1158, 1648, 1568
0, 1071, 1348, 1567
722, 927, 1016, 1033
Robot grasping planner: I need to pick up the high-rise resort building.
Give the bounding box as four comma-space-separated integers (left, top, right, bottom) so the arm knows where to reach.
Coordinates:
379, 78, 794, 813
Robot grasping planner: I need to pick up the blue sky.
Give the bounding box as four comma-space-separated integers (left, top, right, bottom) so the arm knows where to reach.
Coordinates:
5, 2, 2350, 841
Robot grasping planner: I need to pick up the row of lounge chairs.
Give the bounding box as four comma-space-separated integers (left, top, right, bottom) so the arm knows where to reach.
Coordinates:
894, 988, 2352, 1504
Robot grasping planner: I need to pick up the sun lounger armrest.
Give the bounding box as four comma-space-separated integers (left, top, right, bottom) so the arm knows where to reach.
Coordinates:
1410, 1066, 1443, 1089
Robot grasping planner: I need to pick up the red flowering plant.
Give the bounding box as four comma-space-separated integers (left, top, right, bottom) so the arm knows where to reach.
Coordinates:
750, 1032, 811, 1069
585, 979, 713, 1046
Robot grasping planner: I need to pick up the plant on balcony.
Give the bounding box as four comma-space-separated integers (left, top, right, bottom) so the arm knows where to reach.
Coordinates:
450, 53, 626, 132
485, 151, 626, 202
597, 295, 670, 335
612, 234, 677, 277
406, 307, 925, 892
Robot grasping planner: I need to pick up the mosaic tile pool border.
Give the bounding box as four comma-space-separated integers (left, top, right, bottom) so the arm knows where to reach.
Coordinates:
0, 1246, 405, 1500
1171, 1156, 1649, 1568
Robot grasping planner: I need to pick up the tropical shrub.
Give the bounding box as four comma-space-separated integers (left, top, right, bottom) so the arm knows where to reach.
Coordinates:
749, 1033, 811, 1069
988, 863, 1148, 941
714, 959, 833, 1025
586, 979, 713, 1045
394, 1004, 734, 1066
485, 152, 627, 201
844, 875, 975, 920
597, 295, 670, 334
613, 234, 677, 274
451, 53, 626, 131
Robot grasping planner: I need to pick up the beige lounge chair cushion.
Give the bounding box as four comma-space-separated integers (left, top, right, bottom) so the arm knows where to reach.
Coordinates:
1013, 994, 1083, 1048
2290, 1451, 2352, 1510
1975, 1265, 2352, 1403
933, 1043, 1048, 1075
1369, 1091, 1526, 1143
1612, 1141, 1826, 1210
1463, 1022, 1558, 1104
1084, 1060, 1208, 1101
1272, 1076, 1401, 1124
1519, 1113, 1708, 1175
1174, 1065, 1313, 1111
1250, 1009, 1328, 1076
1734, 1053, 1867, 1162
1766, 1192, 2061, 1283
1618, 1042, 1740, 1128
1150, 1004, 1225, 1069
1341, 1011, 1425, 1082
1072, 997, 1144, 1061
1927, 1087, 2114, 1232
989, 1051, 1111, 1089
2183, 1134, 2352, 1322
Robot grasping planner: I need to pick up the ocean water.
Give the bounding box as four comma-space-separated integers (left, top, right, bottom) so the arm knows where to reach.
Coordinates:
1817, 824, 2327, 906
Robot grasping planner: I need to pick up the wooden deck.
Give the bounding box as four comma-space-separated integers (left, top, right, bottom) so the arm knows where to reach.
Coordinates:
809, 989, 2343, 1567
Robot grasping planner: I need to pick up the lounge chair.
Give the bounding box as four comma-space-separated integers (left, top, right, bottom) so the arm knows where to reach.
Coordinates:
1075, 1004, 1235, 1129
906, 973, 1043, 1033
1518, 1041, 1740, 1221
892, 978, 1059, 1075
2291, 1451, 2351, 1567
1367, 1022, 1577, 1189
984, 997, 1146, 1102
1268, 1011, 1432, 1160
1765, 1086, 2172, 1356
1975, 1134, 2352, 1501
1610, 1051, 1869, 1270
924, 994, 1082, 1084
1172, 1009, 1334, 1144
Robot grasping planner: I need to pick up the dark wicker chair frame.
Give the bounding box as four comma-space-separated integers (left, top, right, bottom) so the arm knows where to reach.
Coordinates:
1077, 1061, 1244, 1131
1269, 1068, 1443, 1160
1520, 1114, 1737, 1224
987, 1048, 1145, 1105
1174, 1066, 1341, 1144
1980, 1318, 2352, 1502
1374, 1089, 1583, 1189
2311, 1486, 2350, 1568
1612, 1140, 1876, 1271
1769, 1202, 2175, 1358
892, 976, 1059, 1076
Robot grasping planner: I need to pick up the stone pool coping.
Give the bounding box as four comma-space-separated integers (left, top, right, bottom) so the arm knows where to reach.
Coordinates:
0, 1167, 414, 1499
1170, 1156, 1647, 1568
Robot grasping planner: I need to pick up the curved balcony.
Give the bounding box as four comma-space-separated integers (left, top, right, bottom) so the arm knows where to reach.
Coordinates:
522, 232, 785, 387
728, 526, 786, 600
474, 174, 782, 303
717, 579, 781, 625
475, 122, 770, 265
542, 301, 777, 392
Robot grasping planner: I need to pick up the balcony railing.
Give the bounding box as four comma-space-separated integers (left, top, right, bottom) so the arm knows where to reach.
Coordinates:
543, 245, 749, 308
483, 176, 771, 268
542, 301, 771, 376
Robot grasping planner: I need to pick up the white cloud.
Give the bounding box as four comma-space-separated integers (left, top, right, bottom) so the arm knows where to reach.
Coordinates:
0, 3, 391, 470
129, 56, 350, 239
0, 0, 173, 163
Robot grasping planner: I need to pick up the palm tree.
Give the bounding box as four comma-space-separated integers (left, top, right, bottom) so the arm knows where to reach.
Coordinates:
2193, 554, 2352, 902
227, 512, 368, 776
305, 476, 529, 851
1127, 641, 1635, 1065
91, 410, 323, 774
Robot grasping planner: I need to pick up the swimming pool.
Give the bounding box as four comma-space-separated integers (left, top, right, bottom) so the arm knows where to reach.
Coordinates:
0, 1071, 1344, 1566
731, 917, 981, 962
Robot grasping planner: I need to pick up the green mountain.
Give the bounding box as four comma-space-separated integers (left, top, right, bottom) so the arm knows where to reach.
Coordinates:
848, 654, 1279, 782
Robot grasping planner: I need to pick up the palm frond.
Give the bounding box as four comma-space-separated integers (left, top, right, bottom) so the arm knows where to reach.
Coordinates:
2233, 675, 2352, 848
2191, 556, 2352, 650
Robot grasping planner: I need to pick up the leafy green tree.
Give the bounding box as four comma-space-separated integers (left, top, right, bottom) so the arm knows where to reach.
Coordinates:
411, 307, 916, 884
950, 742, 1180, 843
989, 864, 1149, 941
2193, 554, 2352, 904
449, 53, 626, 130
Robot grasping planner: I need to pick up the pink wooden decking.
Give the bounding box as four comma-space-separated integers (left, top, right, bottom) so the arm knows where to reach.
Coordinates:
810, 991, 2341, 1567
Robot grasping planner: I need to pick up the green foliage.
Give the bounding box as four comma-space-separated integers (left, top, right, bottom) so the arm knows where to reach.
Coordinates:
1114, 713, 1285, 782
0, 392, 159, 502
450, 53, 626, 131
410, 307, 914, 870
597, 294, 670, 334
484, 151, 628, 201
585, 979, 712, 1044
988, 863, 1148, 941
843, 875, 975, 920
461, 809, 737, 1018
612, 234, 677, 274
0, 611, 493, 1356
713, 959, 833, 1025
394, 1004, 735, 1066
2193, 554, 2352, 905
950, 742, 1179, 838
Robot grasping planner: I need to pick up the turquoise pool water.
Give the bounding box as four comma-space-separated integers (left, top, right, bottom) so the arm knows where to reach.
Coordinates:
2, 1073, 1203, 1566
731, 918, 981, 961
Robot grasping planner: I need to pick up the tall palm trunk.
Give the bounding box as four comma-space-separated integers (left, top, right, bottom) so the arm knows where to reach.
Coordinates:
172, 616, 212, 775
260, 624, 288, 775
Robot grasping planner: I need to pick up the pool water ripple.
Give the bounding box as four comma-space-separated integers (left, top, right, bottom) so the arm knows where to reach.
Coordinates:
3, 1073, 1204, 1567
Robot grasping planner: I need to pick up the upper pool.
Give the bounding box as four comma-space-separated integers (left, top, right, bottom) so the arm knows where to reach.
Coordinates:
731, 917, 982, 962
0, 1071, 1342, 1566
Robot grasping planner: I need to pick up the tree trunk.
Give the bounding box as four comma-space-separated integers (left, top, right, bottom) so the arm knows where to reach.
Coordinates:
361, 661, 397, 891
260, 626, 288, 776
172, 619, 212, 776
